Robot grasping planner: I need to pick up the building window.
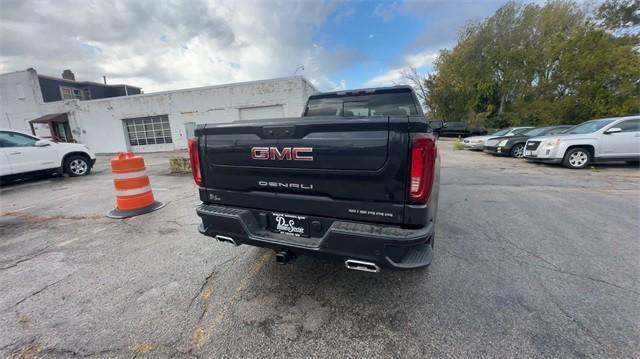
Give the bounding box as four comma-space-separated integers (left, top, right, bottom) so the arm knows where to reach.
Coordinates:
82, 88, 91, 100
124, 115, 172, 146
60, 87, 75, 100
60, 86, 90, 100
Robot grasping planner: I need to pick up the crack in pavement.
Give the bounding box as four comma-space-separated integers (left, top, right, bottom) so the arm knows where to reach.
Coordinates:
188, 271, 217, 311
177, 252, 249, 358
187, 253, 245, 311
187, 251, 271, 354
443, 244, 640, 298
0, 240, 61, 271
6, 337, 195, 358
538, 281, 607, 350
479, 222, 640, 297
38, 347, 122, 358
14, 275, 69, 307
490, 229, 562, 272
448, 217, 626, 353
522, 258, 640, 297
0, 253, 44, 271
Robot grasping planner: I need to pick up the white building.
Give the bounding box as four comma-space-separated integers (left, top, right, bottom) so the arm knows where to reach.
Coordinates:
0, 69, 317, 153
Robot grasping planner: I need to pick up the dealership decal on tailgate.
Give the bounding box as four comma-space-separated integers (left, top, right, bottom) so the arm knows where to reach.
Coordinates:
270, 212, 309, 237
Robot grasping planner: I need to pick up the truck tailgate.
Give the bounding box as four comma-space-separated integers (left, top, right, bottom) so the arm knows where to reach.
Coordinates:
197, 116, 410, 224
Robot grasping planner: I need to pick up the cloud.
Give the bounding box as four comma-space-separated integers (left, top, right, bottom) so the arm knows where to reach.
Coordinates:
405, 52, 438, 68
366, 0, 505, 87
372, 1, 402, 22
0, 0, 360, 92
364, 51, 437, 86
334, 7, 355, 24
372, 0, 506, 51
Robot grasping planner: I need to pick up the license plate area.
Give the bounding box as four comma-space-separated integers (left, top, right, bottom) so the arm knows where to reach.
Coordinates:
269, 212, 309, 237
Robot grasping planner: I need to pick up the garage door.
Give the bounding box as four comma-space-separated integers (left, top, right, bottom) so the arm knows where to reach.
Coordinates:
239, 105, 284, 121
123, 115, 174, 152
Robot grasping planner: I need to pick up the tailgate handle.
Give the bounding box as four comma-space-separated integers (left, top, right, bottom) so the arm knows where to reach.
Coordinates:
262, 125, 296, 138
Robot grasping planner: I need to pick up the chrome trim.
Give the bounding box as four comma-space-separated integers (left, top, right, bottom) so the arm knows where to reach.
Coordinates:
214, 235, 238, 246
344, 259, 380, 273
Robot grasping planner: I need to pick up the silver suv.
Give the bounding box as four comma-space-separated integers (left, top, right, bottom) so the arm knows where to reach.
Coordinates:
523, 116, 640, 169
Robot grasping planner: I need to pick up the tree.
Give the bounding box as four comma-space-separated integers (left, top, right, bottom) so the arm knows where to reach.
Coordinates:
424, 0, 640, 127
399, 66, 428, 109
595, 0, 640, 33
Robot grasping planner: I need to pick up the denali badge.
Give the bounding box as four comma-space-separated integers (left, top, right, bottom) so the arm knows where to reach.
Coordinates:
251, 147, 313, 161
258, 181, 313, 190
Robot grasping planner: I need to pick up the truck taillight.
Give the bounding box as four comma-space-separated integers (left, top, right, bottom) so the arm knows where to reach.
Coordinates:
409, 134, 437, 203
188, 138, 202, 186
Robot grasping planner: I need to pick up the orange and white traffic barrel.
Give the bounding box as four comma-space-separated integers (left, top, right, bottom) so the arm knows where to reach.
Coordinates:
107, 152, 165, 218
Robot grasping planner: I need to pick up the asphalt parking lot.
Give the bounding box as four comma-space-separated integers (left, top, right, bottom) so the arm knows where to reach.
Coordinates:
1, 141, 639, 358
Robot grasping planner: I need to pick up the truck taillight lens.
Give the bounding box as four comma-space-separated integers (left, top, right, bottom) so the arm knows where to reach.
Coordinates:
409, 135, 437, 203
188, 138, 202, 186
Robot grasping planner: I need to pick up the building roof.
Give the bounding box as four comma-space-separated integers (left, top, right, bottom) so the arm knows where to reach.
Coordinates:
37, 74, 142, 89
29, 113, 68, 124
73, 75, 315, 102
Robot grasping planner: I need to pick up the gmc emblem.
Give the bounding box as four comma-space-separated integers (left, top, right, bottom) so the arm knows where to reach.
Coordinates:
251, 147, 313, 161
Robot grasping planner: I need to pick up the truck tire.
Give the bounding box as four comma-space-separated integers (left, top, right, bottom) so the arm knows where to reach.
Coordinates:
510, 143, 525, 158
64, 155, 92, 177
563, 147, 591, 169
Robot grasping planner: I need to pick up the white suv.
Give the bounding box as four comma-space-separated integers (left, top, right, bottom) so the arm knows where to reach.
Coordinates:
523, 116, 640, 169
0, 129, 96, 183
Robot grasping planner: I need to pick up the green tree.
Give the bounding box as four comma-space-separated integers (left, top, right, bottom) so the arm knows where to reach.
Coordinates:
425, 0, 640, 127
595, 0, 640, 33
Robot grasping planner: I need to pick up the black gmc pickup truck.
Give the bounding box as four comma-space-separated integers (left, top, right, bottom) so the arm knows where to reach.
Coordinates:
189, 86, 440, 272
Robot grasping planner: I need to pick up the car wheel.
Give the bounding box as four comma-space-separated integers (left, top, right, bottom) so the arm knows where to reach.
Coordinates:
65, 155, 91, 177
626, 160, 639, 167
510, 143, 525, 158
563, 148, 591, 169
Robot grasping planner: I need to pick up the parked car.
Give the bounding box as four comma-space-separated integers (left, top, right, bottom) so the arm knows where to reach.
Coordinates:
463, 127, 533, 150
437, 121, 487, 137
523, 116, 640, 169
191, 86, 440, 272
0, 129, 96, 184
483, 125, 572, 158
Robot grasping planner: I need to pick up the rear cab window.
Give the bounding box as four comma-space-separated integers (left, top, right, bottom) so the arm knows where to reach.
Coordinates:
304, 88, 420, 118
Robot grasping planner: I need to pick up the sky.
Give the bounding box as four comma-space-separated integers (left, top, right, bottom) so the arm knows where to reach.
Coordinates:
1, 0, 513, 93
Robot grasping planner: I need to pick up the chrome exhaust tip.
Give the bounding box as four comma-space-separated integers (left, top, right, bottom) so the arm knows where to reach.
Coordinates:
214, 235, 238, 246
344, 259, 380, 273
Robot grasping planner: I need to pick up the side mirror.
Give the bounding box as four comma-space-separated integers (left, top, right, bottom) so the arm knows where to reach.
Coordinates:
430, 120, 446, 131
604, 127, 622, 134
34, 139, 50, 147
